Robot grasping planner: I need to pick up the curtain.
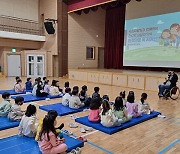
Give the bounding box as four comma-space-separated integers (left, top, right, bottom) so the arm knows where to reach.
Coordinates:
104, 4, 126, 69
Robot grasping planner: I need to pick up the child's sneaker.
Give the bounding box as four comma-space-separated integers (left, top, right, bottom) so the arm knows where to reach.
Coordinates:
69, 149, 76, 154
158, 114, 166, 118
70, 115, 79, 120
80, 128, 86, 133
76, 147, 82, 154
84, 126, 93, 131
69, 123, 78, 128
45, 98, 50, 101
62, 130, 73, 136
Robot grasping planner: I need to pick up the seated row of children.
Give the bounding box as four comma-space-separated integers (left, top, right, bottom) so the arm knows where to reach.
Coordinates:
88, 91, 152, 127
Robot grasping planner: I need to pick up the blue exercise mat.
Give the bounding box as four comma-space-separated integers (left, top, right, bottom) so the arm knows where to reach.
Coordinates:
0, 117, 20, 130
39, 103, 89, 116
0, 89, 32, 95
0, 134, 84, 154
11, 94, 62, 103
75, 111, 160, 135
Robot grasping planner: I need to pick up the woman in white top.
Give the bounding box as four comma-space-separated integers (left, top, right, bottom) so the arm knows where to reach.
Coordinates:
100, 100, 122, 127
62, 88, 71, 106
18, 104, 38, 137
69, 88, 84, 109
49, 80, 61, 96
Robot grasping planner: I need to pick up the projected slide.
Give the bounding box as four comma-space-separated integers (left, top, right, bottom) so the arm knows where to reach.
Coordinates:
124, 12, 180, 68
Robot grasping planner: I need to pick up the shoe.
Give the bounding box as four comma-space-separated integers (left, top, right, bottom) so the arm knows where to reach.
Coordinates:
158, 114, 166, 118
76, 147, 81, 154
80, 128, 86, 133
69, 149, 76, 154
70, 115, 79, 120
84, 126, 93, 131
69, 123, 78, 128
45, 98, 50, 101
56, 123, 64, 130
77, 136, 87, 142
62, 130, 73, 136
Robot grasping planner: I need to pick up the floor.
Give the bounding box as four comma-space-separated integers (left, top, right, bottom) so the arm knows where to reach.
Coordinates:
0, 76, 180, 154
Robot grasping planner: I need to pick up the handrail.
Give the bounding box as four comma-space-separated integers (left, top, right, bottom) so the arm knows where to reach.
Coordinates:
0, 15, 44, 36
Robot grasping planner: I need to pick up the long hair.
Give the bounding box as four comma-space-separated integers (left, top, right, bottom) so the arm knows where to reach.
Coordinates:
114, 97, 124, 111
39, 114, 57, 141
140, 93, 147, 104
102, 100, 110, 115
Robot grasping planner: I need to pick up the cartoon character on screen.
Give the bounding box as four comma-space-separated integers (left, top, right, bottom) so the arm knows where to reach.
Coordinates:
176, 25, 180, 49
161, 29, 171, 47
169, 23, 179, 47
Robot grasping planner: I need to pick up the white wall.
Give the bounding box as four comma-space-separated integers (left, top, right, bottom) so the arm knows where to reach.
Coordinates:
126, 0, 180, 20
68, 8, 105, 69
0, 0, 39, 21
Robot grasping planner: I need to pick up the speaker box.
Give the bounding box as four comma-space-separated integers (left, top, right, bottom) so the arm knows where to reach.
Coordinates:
44, 22, 55, 34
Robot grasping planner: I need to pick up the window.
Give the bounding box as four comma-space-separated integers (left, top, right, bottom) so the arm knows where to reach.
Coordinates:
86, 46, 95, 60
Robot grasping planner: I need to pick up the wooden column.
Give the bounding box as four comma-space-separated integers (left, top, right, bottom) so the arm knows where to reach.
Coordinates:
57, 0, 68, 77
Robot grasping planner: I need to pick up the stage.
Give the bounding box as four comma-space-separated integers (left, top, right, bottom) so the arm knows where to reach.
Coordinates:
68, 69, 180, 92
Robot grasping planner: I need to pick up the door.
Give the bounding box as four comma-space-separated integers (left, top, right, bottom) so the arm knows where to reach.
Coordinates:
98, 47, 104, 69
27, 54, 45, 77
7, 54, 21, 76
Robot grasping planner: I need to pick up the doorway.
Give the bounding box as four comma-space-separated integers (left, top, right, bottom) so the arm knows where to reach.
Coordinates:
7, 54, 21, 76
27, 54, 45, 77
98, 47, 104, 69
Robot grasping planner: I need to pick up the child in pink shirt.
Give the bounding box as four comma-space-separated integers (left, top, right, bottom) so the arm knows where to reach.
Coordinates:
14, 79, 25, 93
126, 93, 142, 118
88, 98, 101, 122
38, 114, 67, 154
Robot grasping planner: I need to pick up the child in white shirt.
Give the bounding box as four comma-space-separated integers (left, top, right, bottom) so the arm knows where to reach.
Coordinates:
62, 88, 71, 106
18, 104, 38, 137
69, 88, 84, 109
138, 93, 152, 114
8, 96, 24, 121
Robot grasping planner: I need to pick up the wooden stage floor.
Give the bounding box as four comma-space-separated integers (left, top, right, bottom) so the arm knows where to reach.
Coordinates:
0, 76, 180, 154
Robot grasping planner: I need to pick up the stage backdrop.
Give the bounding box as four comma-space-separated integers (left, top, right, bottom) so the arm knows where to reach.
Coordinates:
124, 12, 180, 68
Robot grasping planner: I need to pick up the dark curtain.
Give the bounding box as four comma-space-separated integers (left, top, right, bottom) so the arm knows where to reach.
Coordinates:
104, 4, 126, 69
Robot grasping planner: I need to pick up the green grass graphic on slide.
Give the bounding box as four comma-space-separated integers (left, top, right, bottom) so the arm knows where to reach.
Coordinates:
124, 46, 180, 61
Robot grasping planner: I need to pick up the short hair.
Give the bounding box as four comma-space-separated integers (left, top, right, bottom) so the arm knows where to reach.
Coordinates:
2, 92, 10, 99
64, 81, 69, 87
102, 95, 109, 101
73, 86, 79, 91
90, 98, 101, 110
80, 90, 85, 97
94, 87, 100, 93
43, 77, 47, 81
65, 87, 71, 93
72, 89, 78, 95
127, 94, 135, 103
25, 104, 36, 117
15, 96, 24, 104
82, 85, 87, 91
27, 77, 31, 81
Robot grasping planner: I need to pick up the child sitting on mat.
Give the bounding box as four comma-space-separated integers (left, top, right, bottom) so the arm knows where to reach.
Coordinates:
38, 111, 67, 154
120, 91, 126, 105
43, 80, 50, 94
18, 104, 38, 137
49, 80, 62, 96
8, 96, 24, 121
35, 110, 64, 141
138, 93, 152, 114
69, 88, 85, 109
25, 77, 33, 90
100, 99, 122, 127
63, 81, 70, 93
88, 98, 101, 122
36, 81, 48, 97
62, 88, 71, 106
92, 87, 101, 100
14, 79, 25, 93
0, 92, 11, 117
126, 93, 142, 118
113, 96, 132, 123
